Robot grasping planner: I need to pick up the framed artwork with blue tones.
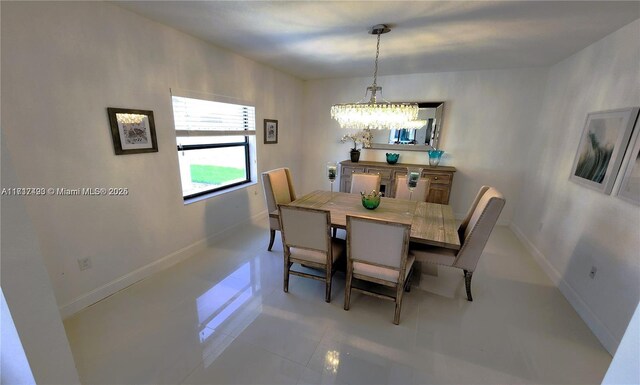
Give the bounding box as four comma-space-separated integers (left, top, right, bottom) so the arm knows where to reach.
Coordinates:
569, 107, 639, 194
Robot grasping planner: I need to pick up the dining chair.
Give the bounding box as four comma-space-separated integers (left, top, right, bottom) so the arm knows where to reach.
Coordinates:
278, 205, 345, 302
261, 168, 297, 251
349, 173, 381, 195
409, 186, 505, 301
394, 175, 430, 201
344, 215, 414, 324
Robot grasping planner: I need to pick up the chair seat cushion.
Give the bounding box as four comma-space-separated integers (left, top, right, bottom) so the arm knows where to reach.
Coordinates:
353, 255, 415, 283
290, 238, 345, 264
408, 243, 457, 267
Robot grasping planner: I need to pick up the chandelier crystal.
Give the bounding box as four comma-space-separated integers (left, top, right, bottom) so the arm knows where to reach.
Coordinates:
400, 119, 427, 129
331, 24, 420, 130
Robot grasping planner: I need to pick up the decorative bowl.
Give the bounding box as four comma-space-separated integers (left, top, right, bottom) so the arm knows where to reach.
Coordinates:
386, 153, 400, 164
361, 191, 382, 210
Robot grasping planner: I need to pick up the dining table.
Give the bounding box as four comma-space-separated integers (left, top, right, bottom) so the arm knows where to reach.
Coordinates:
271, 190, 460, 250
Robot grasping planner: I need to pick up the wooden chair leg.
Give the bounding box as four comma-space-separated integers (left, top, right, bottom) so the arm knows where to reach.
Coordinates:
268, 229, 276, 251
344, 266, 353, 310
463, 270, 473, 301
404, 267, 414, 292
325, 263, 332, 303
394, 282, 405, 325
283, 252, 291, 293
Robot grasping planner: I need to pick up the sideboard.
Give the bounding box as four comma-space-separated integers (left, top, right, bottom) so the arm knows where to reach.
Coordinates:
339, 160, 456, 204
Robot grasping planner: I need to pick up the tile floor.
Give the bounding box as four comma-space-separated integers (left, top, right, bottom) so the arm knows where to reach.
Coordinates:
64, 224, 612, 384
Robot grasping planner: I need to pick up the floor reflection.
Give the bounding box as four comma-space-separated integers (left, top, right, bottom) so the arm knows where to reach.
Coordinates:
196, 258, 263, 364
324, 350, 340, 374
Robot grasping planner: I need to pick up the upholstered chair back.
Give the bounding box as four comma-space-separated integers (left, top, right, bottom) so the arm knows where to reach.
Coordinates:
261, 168, 297, 229
279, 206, 330, 253
394, 175, 430, 201
453, 187, 505, 272
350, 173, 381, 195
345, 215, 413, 324
458, 185, 490, 239
347, 216, 409, 273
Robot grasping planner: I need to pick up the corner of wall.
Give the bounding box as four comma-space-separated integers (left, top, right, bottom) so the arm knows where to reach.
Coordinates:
508, 222, 618, 354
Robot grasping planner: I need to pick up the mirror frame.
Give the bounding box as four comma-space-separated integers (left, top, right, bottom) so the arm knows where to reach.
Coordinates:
368, 101, 444, 151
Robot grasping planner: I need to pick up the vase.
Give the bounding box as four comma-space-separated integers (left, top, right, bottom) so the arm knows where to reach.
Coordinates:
427, 150, 444, 167
361, 193, 381, 210
350, 149, 361, 162
385, 153, 399, 164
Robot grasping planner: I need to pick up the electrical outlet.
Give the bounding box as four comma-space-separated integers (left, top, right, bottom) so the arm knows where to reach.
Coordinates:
78, 257, 91, 271
589, 266, 597, 279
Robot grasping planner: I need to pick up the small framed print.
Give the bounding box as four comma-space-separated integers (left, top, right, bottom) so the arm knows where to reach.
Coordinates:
107, 107, 158, 155
264, 119, 278, 144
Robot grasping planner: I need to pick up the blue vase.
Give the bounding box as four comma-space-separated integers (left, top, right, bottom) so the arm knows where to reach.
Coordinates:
427, 150, 444, 167
385, 153, 399, 164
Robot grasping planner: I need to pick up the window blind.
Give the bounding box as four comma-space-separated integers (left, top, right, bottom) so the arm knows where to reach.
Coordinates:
172, 96, 256, 136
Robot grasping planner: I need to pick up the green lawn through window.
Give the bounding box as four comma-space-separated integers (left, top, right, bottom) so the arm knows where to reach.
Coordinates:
190, 165, 245, 185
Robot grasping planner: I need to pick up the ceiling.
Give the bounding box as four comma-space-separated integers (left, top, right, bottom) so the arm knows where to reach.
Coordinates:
116, 1, 640, 80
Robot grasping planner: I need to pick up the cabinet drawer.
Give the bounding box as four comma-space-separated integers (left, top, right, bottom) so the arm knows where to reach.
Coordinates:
342, 166, 365, 175
366, 168, 392, 180
423, 173, 452, 185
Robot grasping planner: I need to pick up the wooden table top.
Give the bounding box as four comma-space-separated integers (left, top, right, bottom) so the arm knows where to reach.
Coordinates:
272, 190, 460, 250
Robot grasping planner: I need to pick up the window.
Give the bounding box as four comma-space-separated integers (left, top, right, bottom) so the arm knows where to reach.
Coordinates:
172, 95, 256, 200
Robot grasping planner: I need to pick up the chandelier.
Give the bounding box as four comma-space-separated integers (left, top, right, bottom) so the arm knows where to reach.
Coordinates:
331, 24, 421, 130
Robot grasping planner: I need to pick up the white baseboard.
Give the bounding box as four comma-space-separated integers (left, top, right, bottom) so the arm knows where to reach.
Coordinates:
59, 211, 268, 319
509, 222, 618, 355
508, 223, 562, 286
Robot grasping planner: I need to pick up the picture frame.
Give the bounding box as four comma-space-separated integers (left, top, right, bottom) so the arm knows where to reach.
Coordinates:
107, 107, 158, 155
264, 119, 278, 144
616, 113, 640, 205
569, 107, 639, 194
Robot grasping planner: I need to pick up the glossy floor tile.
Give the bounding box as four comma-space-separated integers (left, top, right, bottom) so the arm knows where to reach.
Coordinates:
64, 224, 612, 384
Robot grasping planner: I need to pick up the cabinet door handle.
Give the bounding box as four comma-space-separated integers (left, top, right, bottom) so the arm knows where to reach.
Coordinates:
434, 176, 439, 180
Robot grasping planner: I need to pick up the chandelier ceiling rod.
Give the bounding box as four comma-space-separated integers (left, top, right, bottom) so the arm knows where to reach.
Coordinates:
368, 24, 390, 103
330, 24, 423, 130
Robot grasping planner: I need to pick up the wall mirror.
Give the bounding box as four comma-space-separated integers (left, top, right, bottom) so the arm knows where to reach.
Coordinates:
368, 102, 444, 151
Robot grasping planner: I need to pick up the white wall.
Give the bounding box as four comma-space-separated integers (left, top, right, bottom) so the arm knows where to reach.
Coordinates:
1, 288, 37, 385
511, 20, 640, 354
301, 67, 548, 221
1, 140, 80, 384
603, 302, 640, 384
1, 2, 304, 315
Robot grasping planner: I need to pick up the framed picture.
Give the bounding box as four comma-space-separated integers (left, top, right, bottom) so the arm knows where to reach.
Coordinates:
569, 107, 639, 194
264, 119, 278, 144
107, 107, 158, 155
616, 115, 640, 205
